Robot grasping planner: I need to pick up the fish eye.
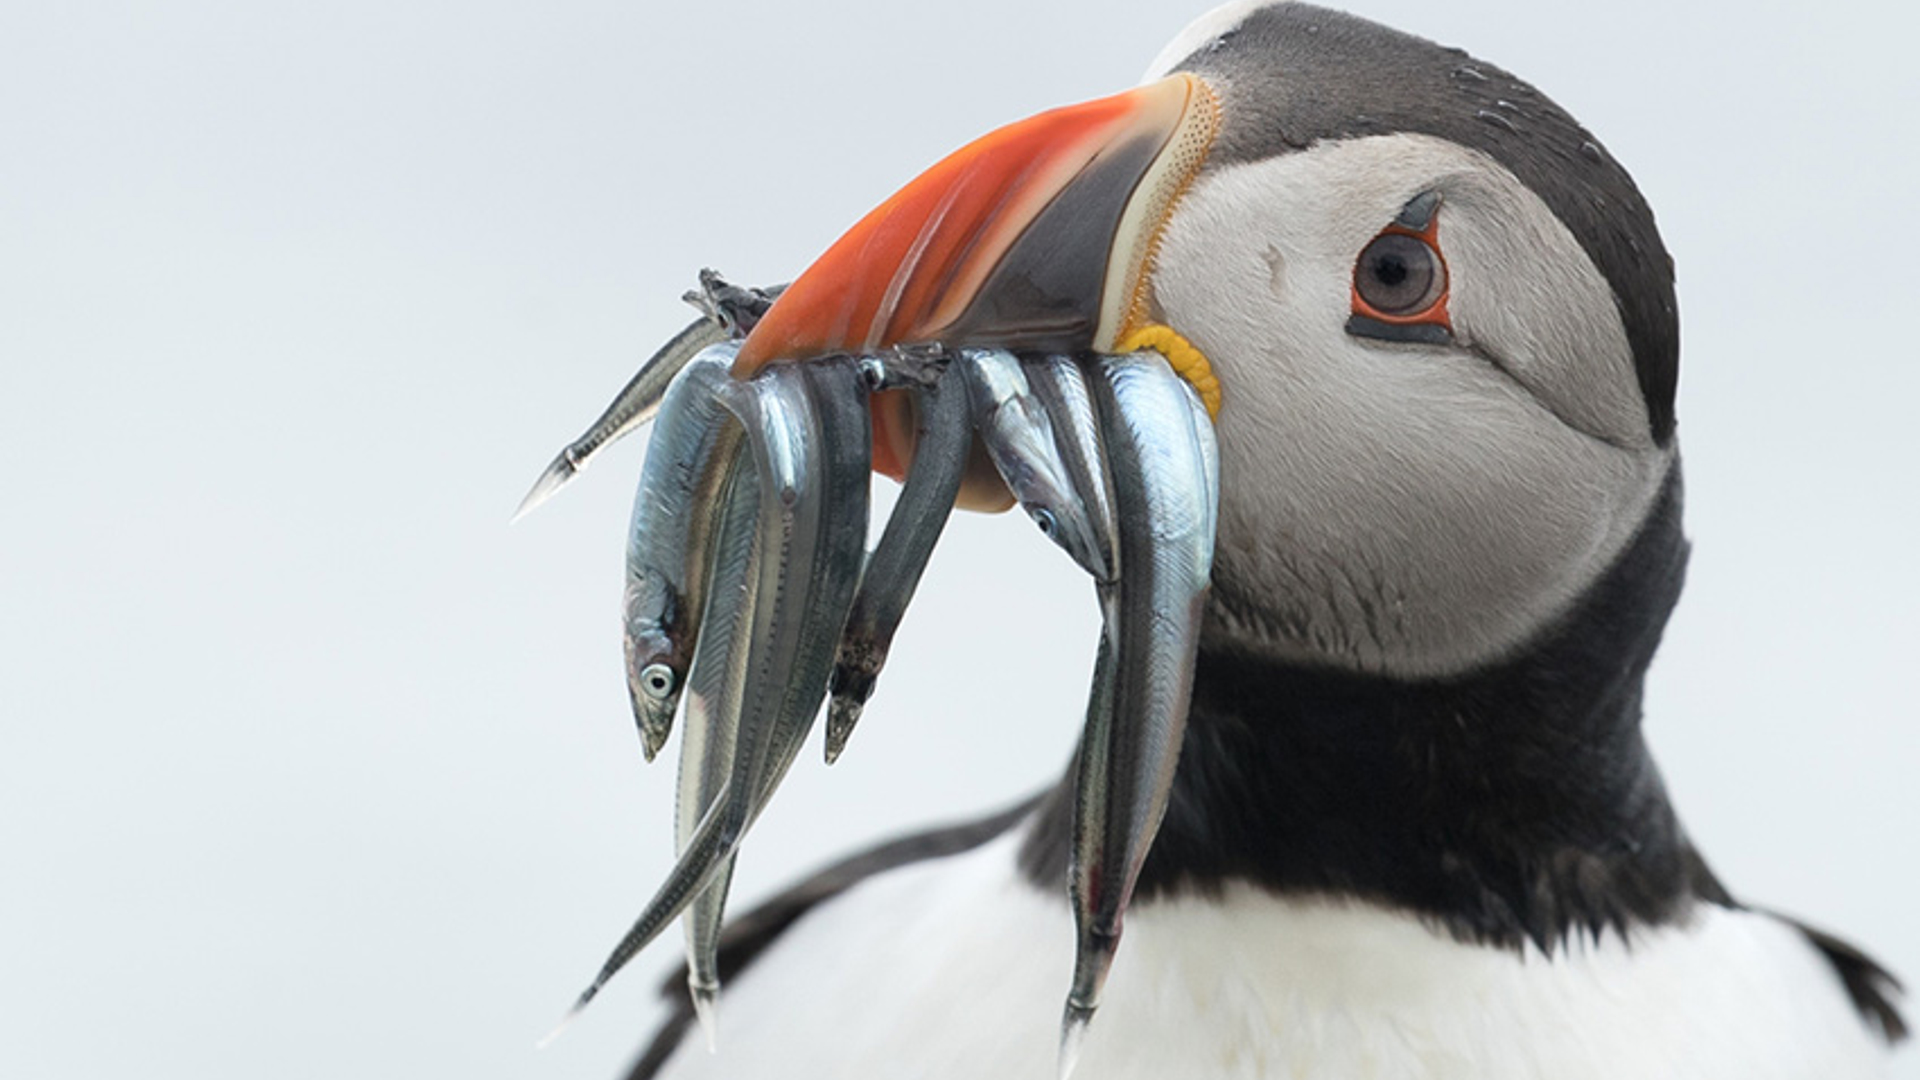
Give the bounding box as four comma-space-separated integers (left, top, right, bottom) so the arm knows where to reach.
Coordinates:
1030, 507, 1058, 537
639, 663, 676, 700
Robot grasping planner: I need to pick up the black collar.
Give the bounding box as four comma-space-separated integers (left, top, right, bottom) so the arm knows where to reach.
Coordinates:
1020, 465, 1730, 951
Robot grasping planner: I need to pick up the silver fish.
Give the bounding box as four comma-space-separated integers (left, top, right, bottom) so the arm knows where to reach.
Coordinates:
1060, 351, 1218, 1077
565, 359, 870, 1015
825, 366, 971, 763
515, 316, 726, 522
741, 360, 874, 801
681, 269, 785, 339
1024, 355, 1119, 585
622, 343, 744, 761
513, 273, 783, 521
674, 452, 760, 1048
676, 364, 870, 975
957, 348, 1114, 582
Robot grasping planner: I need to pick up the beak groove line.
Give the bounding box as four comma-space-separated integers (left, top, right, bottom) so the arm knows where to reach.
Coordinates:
734, 74, 1223, 507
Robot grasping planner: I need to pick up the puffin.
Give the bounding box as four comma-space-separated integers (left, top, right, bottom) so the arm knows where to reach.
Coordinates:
617, 3, 1907, 1076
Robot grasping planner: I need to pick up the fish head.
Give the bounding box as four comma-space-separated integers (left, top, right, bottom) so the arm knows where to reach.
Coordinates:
623, 580, 689, 755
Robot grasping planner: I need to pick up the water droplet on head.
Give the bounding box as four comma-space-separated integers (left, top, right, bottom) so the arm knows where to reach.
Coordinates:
1475, 109, 1517, 133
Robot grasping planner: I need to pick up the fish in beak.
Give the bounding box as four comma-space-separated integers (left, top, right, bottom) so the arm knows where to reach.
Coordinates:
537, 73, 1228, 1079
736, 73, 1223, 506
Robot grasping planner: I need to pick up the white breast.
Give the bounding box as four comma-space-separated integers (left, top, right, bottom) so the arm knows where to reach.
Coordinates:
650, 830, 1891, 1079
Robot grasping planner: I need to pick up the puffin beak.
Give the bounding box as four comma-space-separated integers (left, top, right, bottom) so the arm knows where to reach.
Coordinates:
737, 74, 1221, 508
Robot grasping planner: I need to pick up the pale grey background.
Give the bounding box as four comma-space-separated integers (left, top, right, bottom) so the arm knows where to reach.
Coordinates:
2, 1, 1914, 1077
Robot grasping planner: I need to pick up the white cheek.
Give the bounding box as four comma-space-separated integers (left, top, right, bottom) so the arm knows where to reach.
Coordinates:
1443, 185, 1653, 449
1149, 136, 1670, 676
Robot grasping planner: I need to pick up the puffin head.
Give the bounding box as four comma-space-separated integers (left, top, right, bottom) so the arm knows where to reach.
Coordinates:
1148, 1, 1680, 677
740, 0, 1681, 679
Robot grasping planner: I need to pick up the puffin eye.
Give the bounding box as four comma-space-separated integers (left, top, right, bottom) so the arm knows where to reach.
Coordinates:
1347, 193, 1453, 346
1355, 234, 1444, 315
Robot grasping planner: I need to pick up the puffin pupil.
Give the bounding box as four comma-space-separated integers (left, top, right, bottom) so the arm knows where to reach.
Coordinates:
1355, 232, 1442, 315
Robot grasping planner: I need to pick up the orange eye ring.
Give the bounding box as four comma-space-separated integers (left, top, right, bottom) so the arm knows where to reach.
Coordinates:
1348, 200, 1453, 344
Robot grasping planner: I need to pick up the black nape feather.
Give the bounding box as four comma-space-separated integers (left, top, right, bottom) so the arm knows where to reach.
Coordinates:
1016, 462, 1905, 1044
1786, 916, 1910, 1044
1020, 466, 1701, 952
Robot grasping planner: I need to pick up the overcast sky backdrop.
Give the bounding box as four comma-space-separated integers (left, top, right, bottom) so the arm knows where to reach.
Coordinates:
3, 1, 1915, 1077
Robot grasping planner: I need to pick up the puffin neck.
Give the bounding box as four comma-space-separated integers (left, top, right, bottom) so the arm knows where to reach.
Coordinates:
1020, 464, 1730, 952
